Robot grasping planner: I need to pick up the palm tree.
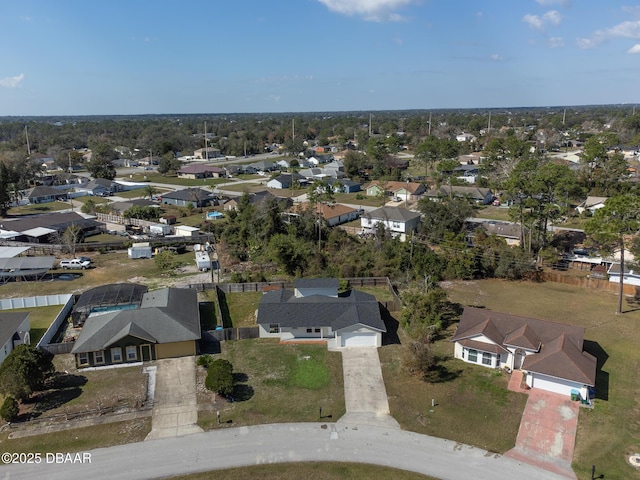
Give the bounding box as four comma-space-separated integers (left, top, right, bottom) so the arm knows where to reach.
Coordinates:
143, 185, 158, 200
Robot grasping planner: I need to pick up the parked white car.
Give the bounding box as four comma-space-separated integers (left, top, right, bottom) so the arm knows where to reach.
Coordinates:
59, 258, 91, 270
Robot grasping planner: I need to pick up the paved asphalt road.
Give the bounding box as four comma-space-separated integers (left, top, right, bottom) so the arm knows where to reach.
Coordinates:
3, 423, 568, 480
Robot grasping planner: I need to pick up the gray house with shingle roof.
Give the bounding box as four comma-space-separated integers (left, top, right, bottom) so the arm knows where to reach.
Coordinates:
0, 312, 30, 366
361, 206, 421, 242
451, 307, 596, 401
257, 278, 386, 348
71, 287, 200, 368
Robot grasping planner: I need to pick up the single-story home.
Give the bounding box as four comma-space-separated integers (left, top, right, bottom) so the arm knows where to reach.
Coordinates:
451, 307, 596, 401
71, 287, 201, 368
365, 181, 425, 201
576, 196, 608, 215
360, 206, 421, 242
177, 164, 226, 179
257, 278, 386, 348
174, 225, 200, 237
162, 188, 213, 207
26, 185, 69, 204
0, 312, 31, 365
607, 263, 640, 286
290, 203, 359, 227
267, 173, 306, 189
329, 178, 361, 193
424, 186, 494, 205
465, 220, 524, 247
76, 178, 121, 196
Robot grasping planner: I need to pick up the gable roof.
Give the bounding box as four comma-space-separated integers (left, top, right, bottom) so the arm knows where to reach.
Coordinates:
177, 164, 225, 174
366, 181, 425, 194
425, 186, 492, 201
257, 288, 385, 332
27, 185, 66, 198
452, 307, 595, 385
0, 312, 29, 347
363, 206, 421, 223
71, 287, 200, 353
162, 188, 212, 201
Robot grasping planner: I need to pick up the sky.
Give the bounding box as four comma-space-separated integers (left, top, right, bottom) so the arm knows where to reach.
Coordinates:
1, 0, 639, 116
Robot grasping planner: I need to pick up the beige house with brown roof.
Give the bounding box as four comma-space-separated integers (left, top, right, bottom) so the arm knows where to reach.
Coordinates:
291, 202, 359, 227
451, 307, 596, 402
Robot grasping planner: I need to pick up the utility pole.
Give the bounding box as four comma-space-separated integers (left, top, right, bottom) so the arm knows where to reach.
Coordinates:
25, 126, 31, 156
428, 112, 432, 136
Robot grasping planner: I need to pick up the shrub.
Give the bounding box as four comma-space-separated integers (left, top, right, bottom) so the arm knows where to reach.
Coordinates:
197, 354, 213, 368
205, 359, 234, 399
0, 396, 19, 422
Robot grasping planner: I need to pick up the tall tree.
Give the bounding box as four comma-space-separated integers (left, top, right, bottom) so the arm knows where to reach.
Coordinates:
584, 194, 640, 314
0, 345, 54, 402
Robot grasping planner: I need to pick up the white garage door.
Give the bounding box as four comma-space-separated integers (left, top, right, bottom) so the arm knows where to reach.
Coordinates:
531, 374, 576, 396
341, 332, 377, 347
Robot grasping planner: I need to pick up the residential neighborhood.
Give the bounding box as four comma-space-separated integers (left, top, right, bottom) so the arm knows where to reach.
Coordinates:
0, 105, 639, 480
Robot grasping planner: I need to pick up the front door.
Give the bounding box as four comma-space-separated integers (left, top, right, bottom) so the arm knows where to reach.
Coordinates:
141, 344, 152, 362
514, 349, 525, 369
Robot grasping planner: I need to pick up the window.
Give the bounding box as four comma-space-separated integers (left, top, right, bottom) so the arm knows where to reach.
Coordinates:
482, 352, 493, 366
306, 328, 313, 333
126, 345, 137, 361
392, 222, 400, 229
94, 350, 105, 364
467, 349, 478, 363
269, 324, 280, 334
78, 352, 89, 366
314, 328, 321, 333
111, 347, 122, 363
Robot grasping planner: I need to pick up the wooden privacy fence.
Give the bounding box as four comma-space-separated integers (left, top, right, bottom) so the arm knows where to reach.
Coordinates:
203, 327, 259, 342
541, 271, 640, 296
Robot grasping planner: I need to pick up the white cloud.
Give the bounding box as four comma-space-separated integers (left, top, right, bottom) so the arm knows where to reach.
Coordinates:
622, 6, 640, 17
489, 53, 502, 61
523, 10, 561, 30
627, 44, 640, 54
548, 37, 564, 48
317, 0, 417, 22
578, 20, 640, 49
523, 14, 543, 29
0, 74, 25, 88
543, 10, 561, 26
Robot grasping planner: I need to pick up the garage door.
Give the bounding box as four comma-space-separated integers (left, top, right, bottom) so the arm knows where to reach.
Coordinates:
531, 374, 575, 396
341, 332, 377, 347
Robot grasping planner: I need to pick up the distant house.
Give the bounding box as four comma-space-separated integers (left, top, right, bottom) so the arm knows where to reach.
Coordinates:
456, 132, 476, 143
0, 211, 101, 244
451, 307, 596, 401
365, 181, 425, 202
266, 173, 306, 189
248, 160, 277, 172
466, 220, 523, 247
76, 178, 121, 196
177, 164, 226, 179
26, 185, 68, 204
162, 188, 213, 207
71, 287, 201, 368
576, 196, 608, 215
223, 191, 293, 211
454, 165, 480, 184
291, 203, 359, 227
0, 312, 31, 366
257, 278, 386, 348
193, 148, 222, 160
361, 206, 421, 241
424, 186, 493, 205
329, 179, 361, 193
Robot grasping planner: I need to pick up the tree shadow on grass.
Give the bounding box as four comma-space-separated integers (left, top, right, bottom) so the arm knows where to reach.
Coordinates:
425, 355, 462, 384
583, 340, 609, 401
232, 383, 255, 402
380, 304, 400, 345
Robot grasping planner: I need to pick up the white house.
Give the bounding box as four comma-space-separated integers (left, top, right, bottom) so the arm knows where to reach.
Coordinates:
451, 307, 596, 402
360, 206, 421, 242
257, 278, 386, 348
0, 312, 31, 365
607, 263, 640, 286
576, 196, 608, 215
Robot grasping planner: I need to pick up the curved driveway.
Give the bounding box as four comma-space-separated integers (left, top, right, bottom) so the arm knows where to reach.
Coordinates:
5, 422, 569, 480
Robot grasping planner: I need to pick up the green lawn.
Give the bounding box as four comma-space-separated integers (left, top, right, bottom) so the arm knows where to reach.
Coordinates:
441, 279, 640, 480
8, 202, 71, 215
167, 462, 437, 480
219, 291, 262, 327
197, 339, 345, 428
123, 173, 229, 187
7, 305, 63, 345
472, 205, 513, 222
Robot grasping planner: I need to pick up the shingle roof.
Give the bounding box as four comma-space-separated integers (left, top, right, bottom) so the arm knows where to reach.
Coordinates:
294, 278, 339, 289
162, 188, 211, 201
0, 312, 29, 348
452, 307, 594, 385
257, 288, 385, 332
72, 288, 200, 353
364, 206, 421, 223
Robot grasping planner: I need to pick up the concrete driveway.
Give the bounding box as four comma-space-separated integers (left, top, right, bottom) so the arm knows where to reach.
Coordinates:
145, 356, 203, 440
505, 373, 580, 479
337, 347, 400, 429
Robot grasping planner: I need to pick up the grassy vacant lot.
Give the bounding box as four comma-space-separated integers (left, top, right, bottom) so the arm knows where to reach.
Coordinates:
380, 330, 527, 454
197, 339, 345, 428
7, 201, 70, 215
442, 279, 640, 480
167, 462, 436, 480
124, 172, 229, 187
